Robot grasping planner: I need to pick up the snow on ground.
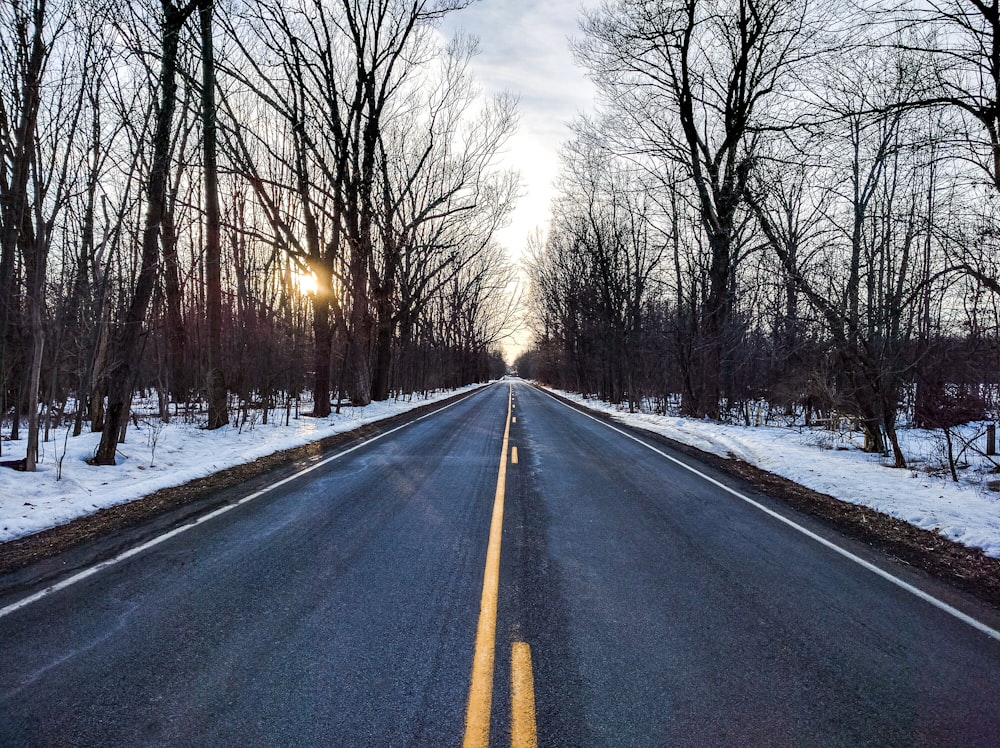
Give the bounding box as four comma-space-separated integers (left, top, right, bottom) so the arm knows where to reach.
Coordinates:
550, 388, 1000, 559
3, 380, 999, 561
0, 385, 485, 543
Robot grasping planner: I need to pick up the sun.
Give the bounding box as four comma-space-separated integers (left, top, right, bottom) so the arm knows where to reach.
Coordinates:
294, 270, 319, 296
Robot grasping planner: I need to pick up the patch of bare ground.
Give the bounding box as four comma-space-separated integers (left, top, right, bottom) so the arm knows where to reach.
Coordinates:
543, 387, 1000, 611
0, 389, 482, 576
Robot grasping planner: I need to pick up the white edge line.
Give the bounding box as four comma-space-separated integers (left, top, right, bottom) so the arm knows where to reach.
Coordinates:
0, 385, 493, 620
535, 385, 1000, 644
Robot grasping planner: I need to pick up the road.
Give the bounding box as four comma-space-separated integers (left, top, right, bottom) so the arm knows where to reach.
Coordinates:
2, 381, 1000, 746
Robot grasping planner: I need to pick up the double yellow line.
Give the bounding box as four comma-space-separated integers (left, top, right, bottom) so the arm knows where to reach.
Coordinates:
463, 385, 537, 748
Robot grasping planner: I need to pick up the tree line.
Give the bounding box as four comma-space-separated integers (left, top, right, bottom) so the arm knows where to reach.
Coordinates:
1, 0, 517, 470
518, 0, 1000, 469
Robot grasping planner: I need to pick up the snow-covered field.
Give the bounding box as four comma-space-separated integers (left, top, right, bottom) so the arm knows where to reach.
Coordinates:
0, 384, 485, 543
550, 388, 1000, 559
2, 380, 999, 561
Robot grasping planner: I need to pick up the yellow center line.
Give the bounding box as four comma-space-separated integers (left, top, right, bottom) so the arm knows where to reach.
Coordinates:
463, 384, 513, 748
511, 642, 538, 748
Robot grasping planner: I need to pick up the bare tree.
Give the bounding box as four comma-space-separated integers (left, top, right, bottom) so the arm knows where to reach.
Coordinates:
93, 0, 200, 465
532, 132, 664, 407
0, 0, 85, 469
747, 41, 939, 466
199, 0, 227, 428
892, 0, 1000, 192
576, 0, 816, 417
223, 0, 503, 410
370, 43, 518, 400
0, 0, 50, 454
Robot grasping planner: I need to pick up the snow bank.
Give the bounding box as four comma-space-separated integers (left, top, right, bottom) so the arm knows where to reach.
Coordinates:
0, 385, 484, 543
553, 389, 1000, 559
3, 381, 999, 562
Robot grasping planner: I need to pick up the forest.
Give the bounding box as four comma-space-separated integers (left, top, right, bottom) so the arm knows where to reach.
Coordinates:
517, 0, 1000, 470
6, 0, 1000, 477
0, 0, 516, 470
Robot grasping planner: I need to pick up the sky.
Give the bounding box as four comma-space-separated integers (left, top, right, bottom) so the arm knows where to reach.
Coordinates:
230, 3, 591, 362
437, 0, 598, 309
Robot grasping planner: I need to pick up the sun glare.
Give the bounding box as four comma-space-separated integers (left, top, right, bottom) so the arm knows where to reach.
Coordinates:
295, 271, 319, 296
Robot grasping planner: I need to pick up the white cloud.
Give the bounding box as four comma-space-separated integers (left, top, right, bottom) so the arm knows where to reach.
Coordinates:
438, 0, 597, 260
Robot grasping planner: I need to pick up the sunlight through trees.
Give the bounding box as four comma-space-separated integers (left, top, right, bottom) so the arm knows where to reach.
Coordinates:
0, 0, 516, 468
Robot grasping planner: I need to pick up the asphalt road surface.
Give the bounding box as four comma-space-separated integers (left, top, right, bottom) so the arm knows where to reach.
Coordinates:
2, 381, 1000, 746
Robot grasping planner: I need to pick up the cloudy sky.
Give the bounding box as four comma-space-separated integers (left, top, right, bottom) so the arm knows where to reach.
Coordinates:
438, 0, 598, 261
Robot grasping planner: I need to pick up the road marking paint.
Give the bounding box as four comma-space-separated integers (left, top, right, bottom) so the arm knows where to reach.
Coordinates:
511, 447, 519, 464
463, 384, 513, 748
511, 642, 538, 748
512, 417, 517, 423
0, 386, 495, 621
536, 387, 1000, 645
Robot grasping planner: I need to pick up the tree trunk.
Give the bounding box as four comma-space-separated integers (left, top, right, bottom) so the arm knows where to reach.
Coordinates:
94, 1, 196, 465
881, 389, 907, 468
10, 384, 21, 441
162, 207, 187, 402
310, 295, 333, 417
347, 314, 372, 406
87, 303, 110, 433
24, 309, 44, 471
0, 0, 46, 455
370, 299, 394, 402
201, 0, 228, 430
18, 60, 48, 470
348, 244, 373, 405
